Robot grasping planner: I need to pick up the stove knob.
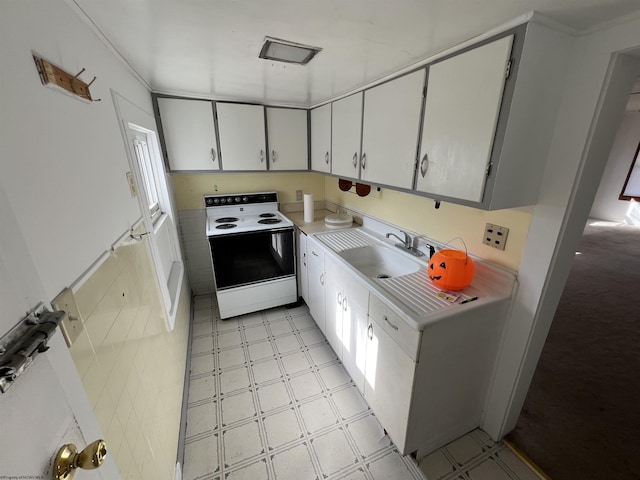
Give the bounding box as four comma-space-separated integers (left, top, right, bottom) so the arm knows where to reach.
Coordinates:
242, 196, 249, 203
227, 197, 233, 204
235, 197, 241, 203
213, 198, 220, 204
220, 198, 226, 204
205, 198, 213, 206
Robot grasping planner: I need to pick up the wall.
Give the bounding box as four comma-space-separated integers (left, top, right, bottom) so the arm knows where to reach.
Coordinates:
0, 0, 151, 301
69, 233, 190, 479
172, 172, 326, 210
483, 18, 640, 438
325, 178, 531, 272
590, 112, 640, 222
0, 2, 192, 479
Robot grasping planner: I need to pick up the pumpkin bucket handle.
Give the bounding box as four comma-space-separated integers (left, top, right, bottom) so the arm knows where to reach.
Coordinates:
441, 237, 470, 265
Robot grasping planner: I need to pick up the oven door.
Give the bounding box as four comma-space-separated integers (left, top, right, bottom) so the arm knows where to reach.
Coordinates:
209, 227, 295, 290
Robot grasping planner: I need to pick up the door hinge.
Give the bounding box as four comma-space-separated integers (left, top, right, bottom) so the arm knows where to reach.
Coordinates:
485, 162, 493, 177
505, 59, 512, 80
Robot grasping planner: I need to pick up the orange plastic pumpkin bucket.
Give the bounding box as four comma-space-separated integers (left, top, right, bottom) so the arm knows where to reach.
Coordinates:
428, 243, 475, 291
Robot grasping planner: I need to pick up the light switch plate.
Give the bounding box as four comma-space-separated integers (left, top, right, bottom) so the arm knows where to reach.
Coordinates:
296, 189, 303, 201
52, 287, 84, 347
126, 171, 137, 197
483, 223, 509, 250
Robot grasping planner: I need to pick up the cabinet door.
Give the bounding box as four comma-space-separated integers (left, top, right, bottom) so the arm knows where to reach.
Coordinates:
342, 300, 368, 394
364, 318, 415, 454
298, 231, 308, 303
157, 97, 219, 171
307, 239, 326, 334
310, 104, 331, 173
416, 35, 513, 202
331, 92, 363, 179
324, 258, 344, 359
360, 70, 425, 189
217, 103, 267, 170
267, 108, 308, 170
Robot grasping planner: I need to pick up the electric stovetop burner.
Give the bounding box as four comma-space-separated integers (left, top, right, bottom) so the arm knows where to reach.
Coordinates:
258, 218, 282, 225
259, 213, 276, 218
216, 217, 240, 223
216, 223, 237, 229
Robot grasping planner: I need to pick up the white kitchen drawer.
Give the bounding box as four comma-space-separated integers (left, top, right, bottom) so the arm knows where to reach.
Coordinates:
369, 294, 421, 361
307, 237, 325, 264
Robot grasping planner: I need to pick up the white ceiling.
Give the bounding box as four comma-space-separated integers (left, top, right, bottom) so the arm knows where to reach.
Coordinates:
71, 0, 640, 107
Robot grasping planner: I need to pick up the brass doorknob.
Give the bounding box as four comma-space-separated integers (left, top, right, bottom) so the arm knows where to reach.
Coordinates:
53, 439, 107, 479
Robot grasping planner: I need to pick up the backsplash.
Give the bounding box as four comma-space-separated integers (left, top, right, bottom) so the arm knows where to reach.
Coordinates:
171, 172, 326, 210
68, 233, 190, 479
324, 177, 532, 272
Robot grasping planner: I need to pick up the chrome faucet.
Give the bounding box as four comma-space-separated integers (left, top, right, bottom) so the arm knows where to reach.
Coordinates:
386, 231, 425, 257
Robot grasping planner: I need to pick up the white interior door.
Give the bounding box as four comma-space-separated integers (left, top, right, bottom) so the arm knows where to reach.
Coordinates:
0, 184, 117, 479
416, 35, 513, 202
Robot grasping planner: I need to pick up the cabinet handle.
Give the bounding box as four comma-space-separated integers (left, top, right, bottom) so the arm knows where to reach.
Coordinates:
320, 273, 325, 286
361, 152, 367, 170
260, 149, 264, 163
337, 292, 342, 305
352, 152, 358, 168
420, 153, 429, 178
325, 151, 330, 165
383, 315, 399, 331
311, 250, 318, 257
343, 297, 347, 312
272, 149, 277, 162
211, 148, 217, 163
367, 323, 373, 340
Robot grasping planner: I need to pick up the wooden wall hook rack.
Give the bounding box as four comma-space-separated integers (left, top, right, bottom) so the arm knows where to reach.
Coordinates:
33, 54, 101, 103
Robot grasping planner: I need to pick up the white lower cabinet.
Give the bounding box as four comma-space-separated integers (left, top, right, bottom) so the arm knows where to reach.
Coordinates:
300, 234, 508, 457
364, 315, 415, 453
306, 237, 326, 334
325, 257, 369, 391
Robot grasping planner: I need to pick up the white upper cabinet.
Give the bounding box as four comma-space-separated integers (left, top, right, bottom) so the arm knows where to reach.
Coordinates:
331, 92, 363, 179
360, 70, 426, 189
310, 103, 332, 173
157, 97, 219, 171
216, 103, 267, 171
416, 35, 513, 202
266, 107, 308, 170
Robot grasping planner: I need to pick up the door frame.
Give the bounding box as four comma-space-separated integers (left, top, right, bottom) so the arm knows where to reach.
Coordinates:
482, 21, 640, 439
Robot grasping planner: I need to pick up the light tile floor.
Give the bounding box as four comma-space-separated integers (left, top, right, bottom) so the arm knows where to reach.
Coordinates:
183, 295, 539, 480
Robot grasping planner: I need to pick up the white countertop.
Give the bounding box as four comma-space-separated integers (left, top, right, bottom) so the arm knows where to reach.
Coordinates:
311, 227, 517, 331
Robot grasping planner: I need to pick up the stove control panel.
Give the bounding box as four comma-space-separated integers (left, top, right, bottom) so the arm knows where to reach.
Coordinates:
204, 192, 278, 207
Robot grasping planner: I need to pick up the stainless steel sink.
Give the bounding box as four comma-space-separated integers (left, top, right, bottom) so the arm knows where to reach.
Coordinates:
338, 245, 420, 279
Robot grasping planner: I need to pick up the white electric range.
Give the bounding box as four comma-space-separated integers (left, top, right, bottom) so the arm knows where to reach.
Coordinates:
204, 192, 297, 319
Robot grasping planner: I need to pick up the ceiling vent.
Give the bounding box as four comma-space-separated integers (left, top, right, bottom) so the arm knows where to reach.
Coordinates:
259, 37, 322, 65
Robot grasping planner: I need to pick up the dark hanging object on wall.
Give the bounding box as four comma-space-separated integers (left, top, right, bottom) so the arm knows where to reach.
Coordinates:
337, 178, 372, 197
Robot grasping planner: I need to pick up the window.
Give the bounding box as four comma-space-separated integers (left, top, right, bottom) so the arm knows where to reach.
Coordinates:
619, 141, 640, 201
131, 131, 162, 223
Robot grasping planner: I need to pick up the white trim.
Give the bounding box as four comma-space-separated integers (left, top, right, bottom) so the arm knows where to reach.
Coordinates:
64, 0, 152, 91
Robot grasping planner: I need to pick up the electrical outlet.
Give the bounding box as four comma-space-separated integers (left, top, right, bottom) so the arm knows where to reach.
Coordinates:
483, 223, 509, 250
126, 171, 137, 197
296, 189, 303, 201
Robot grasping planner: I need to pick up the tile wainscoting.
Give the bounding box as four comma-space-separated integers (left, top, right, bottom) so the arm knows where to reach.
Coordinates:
68, 234, 191, 479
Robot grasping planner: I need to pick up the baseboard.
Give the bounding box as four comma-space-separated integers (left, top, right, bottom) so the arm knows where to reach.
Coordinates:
503, 439, 552, 480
